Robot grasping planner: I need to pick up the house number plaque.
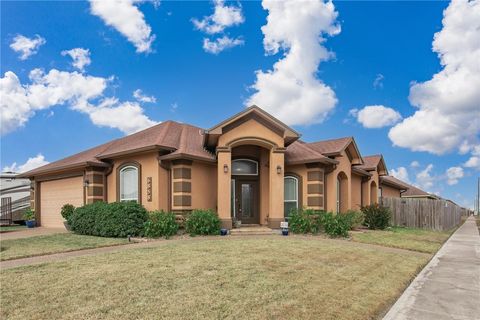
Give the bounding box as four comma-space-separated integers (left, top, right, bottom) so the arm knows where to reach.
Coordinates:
147, 177, 152, 202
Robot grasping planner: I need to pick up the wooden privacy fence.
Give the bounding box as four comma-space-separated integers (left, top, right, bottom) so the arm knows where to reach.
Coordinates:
382, 197, 467, 231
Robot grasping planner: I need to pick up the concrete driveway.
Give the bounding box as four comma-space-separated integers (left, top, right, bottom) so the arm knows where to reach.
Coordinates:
0, 227, 67, 240
383, 216, 480, 320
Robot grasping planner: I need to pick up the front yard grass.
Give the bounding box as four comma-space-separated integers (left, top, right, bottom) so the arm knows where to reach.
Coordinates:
0, 233, 129, 261
351, 226, 453, 254
1, 237, 429, 320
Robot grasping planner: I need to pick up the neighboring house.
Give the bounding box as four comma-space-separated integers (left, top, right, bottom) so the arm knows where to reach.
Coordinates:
401, 183, 440, 200
20, 106, 406, 229
0, 172, 31, 224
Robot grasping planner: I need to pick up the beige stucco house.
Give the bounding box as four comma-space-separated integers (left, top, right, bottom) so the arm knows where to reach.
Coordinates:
21, 106, 406, 229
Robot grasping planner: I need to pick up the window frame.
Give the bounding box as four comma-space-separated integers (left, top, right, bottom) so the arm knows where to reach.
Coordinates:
232, 159, 259, 176
284, 175, 299, 217
117, 162, 141, 203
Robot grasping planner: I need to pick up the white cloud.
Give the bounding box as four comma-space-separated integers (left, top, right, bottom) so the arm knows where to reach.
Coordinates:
61, 48, 91, 72
390, 167, 410, 183
416, 164, 435, 191
89, 0, 155, 53
10, 34, 46, 60
203, 36, 244, 54
463, 145, 480, 170
133, 89, 156, 103
446, 166, 464, 185
373, 73, 384, 89
410, 160, 420, 168
0, 69, 157, 135
87, 98, 157, 134
192, 0, 244, 35
2, 154, 49, 173
353, 105, 402, 129
389, 0, 480, 155
245, 0, 340, 126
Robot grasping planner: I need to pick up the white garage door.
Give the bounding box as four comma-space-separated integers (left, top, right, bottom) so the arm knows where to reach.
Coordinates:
40, 176, 84, 228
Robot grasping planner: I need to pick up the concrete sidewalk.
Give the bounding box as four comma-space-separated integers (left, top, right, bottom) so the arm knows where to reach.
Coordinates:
384, 216, 480, 320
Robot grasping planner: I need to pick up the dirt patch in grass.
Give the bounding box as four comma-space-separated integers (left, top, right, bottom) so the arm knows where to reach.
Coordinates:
1, 237, 428, 320
0, 225, 26, 233
0, 233, 129, 261
351, 226, 453, 254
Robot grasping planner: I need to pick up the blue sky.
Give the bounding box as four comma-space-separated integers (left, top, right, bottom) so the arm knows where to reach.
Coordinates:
1, 0, 479, 208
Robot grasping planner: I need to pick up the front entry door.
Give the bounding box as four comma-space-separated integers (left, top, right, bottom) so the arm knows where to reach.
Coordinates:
234, 179, 259, 224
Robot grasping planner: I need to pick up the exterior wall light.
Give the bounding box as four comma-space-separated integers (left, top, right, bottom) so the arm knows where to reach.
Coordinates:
223, 164, 229, 173
83, 180, 90, 188
276, 165, 282, 174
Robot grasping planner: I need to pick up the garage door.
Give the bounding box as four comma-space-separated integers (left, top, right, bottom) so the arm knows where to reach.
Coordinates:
40, 176, 84, 228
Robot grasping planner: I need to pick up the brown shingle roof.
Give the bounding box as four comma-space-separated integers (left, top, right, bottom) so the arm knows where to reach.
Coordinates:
285, 141, 337, 165
21, 121, 215, 177
306, 137, 352, 155
380, 175, 410, 190
358, 155, 381, 170
402, 184, 436, 198
20, 141, 114, 176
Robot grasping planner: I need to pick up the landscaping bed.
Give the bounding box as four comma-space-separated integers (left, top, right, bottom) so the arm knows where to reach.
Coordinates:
0, 237, 429, 320
0, 233, 129, 261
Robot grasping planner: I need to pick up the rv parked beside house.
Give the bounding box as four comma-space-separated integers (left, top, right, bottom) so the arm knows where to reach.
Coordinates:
0, 172, 31, 224
20, 106, 407, 229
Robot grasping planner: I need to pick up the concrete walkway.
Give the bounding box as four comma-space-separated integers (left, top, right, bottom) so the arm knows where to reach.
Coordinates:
0, 227, 67, 240
384, 216, 480, 320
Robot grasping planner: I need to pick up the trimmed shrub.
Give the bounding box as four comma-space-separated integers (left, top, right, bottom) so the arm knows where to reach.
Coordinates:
289, 208, 322, 234
70, 202, 106, 236
343, 210, 365, 230
61, 204, 75, 223
320, 212, 352, 237
70, 201, 148, 237
185, 209, 220, 236
361, 204, 391, 230
144, 211, 179, 239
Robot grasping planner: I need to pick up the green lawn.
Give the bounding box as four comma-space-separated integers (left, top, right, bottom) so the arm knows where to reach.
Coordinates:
0, 237, 429, 320
0, 233, 129, 261
351, 226, 453, 254
0, 225, 27, 233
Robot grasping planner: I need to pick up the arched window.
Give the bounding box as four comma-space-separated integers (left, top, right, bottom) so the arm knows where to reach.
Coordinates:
119, 165, 139, 202
284, 176, 298, 217
232, 159, 258, 175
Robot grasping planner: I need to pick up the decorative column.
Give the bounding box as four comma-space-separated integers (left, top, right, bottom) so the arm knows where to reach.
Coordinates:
268, 147, 285, 228
85, 167, 106, 204
171, 160, 192, 214
306, 164, 325, 210
217, 147, 232, 229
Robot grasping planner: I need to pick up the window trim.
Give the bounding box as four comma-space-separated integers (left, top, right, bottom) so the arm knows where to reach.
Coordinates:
232, 159, 258, 176
116, 161, 142, 203
284, 175, 299, 217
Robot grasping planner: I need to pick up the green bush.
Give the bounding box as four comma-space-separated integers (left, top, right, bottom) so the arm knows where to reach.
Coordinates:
23, 208, 35, 221
343, 210, 364, 230
60, 204, 75, 223
185, 209, 220, 236
70, 201, 148, 237
361, 204, 391, 230
320, 212, 352, 237
289, 208, 322, 234
144, 211, 179, 239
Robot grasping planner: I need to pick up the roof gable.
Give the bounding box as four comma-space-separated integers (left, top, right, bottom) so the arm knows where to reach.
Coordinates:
205, 105, 300, 147
358, 154, 388, 175
307, 137, 363, 165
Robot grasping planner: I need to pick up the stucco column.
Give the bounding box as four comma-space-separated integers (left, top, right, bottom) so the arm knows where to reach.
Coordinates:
268, 148, 284, 228
217, 149, 232, 229
361, 178, 370, 207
